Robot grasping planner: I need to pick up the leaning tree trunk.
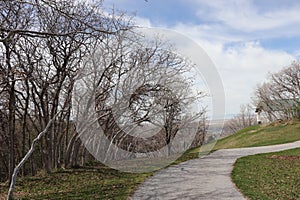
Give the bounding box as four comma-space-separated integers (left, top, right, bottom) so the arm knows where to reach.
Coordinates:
7, 112, 60, 200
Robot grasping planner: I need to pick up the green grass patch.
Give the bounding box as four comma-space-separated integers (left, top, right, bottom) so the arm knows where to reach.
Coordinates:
0, 165, 152, 200
0, 146, 203, 200
214, 121, 300, 150
232, 148, 300, 200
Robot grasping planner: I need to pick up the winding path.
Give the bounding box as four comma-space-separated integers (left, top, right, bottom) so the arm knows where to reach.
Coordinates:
131, 141, 300, 200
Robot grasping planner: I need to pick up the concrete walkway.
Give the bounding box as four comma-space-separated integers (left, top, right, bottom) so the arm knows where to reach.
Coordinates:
131, 141, 300, 200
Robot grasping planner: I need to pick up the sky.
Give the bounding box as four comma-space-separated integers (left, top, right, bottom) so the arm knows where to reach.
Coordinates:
103, 0, 300, 116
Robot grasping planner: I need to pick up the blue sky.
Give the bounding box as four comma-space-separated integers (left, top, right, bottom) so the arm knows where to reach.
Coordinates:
104, 0, 300, 115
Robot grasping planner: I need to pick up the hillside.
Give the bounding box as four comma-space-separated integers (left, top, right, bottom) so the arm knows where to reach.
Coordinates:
214, 120, 300, 150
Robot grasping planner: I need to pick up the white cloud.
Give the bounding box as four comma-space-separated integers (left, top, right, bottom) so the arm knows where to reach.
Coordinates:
211, 42, 293, 112
191, 0, 300, 34
174, 23, 243, 43
171, 24, 295, 114
133, 16, 152, 28
215, 42, 294, 113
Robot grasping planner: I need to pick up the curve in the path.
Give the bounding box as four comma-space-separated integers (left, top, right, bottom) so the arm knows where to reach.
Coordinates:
131, 140, 300, 200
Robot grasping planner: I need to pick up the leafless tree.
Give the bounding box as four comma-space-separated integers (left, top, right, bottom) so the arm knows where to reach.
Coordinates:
225, 104, 256, 134
73, 30, 207, 162
254, 61, 300, 122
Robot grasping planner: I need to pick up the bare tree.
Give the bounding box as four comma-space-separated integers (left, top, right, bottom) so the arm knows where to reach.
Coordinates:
73, 30, 207, 163
254, 61, 300, 122
225, 104, 256, 134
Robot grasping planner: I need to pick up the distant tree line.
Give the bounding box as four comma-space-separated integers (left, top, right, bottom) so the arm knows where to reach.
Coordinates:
224, 104, 256, 134
0, 0, 207, 183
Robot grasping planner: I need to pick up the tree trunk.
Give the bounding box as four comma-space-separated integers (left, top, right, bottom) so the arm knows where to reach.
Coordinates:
81, 147, 87, 167
65, 130, 78, 168
6, 41, 16, 183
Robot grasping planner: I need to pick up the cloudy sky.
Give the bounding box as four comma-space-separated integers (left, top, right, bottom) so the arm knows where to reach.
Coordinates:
104, 0, 300, 116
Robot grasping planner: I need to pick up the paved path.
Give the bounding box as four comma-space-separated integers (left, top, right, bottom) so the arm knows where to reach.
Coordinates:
131, 141, 300, 200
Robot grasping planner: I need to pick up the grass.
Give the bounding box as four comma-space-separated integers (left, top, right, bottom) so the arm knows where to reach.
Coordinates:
0, 164, 152, 200
0, 147, 202, 200
232, 148, 300, 200
214, 120, 300, 150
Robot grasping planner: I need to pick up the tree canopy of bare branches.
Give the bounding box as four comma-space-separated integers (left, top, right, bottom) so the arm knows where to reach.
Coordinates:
254, 61, 300, 122
72, 30, 207, 169
0, 0, 131, 182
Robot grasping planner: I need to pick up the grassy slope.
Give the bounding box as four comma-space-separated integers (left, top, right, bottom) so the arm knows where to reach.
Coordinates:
0, 147, 201, 200
232, 148, 300, 200
214, 121, 300, 150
